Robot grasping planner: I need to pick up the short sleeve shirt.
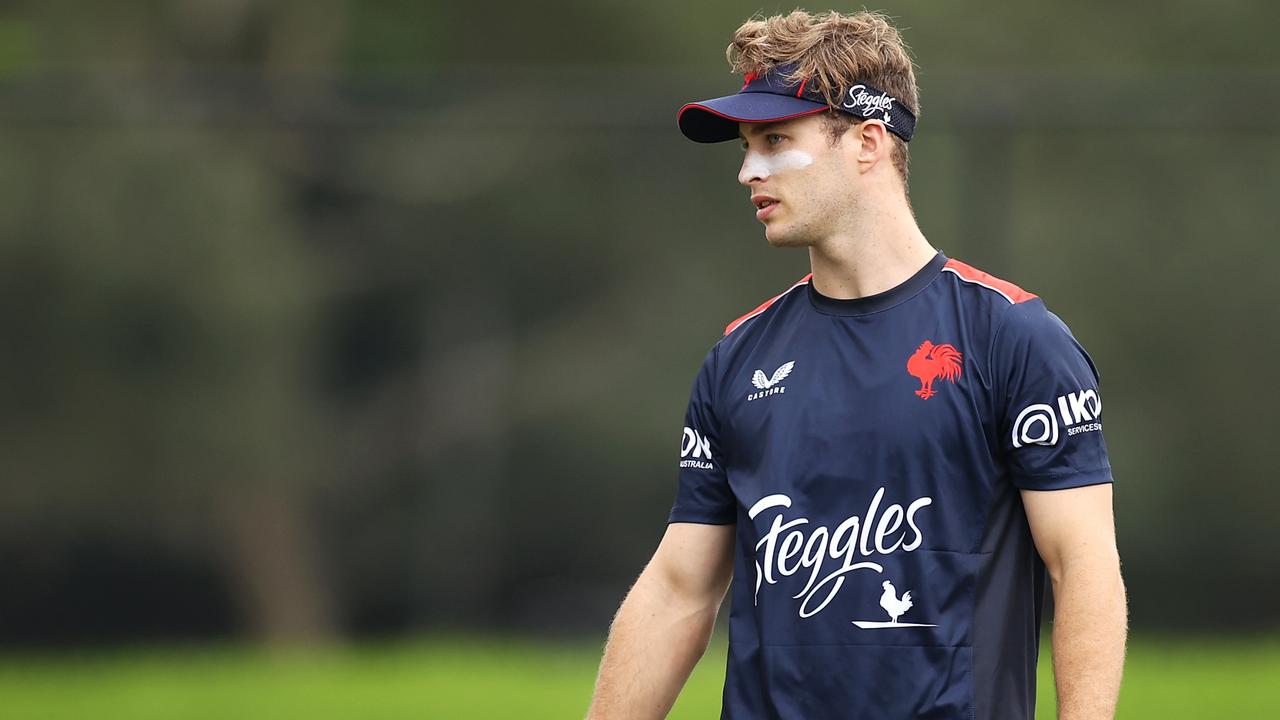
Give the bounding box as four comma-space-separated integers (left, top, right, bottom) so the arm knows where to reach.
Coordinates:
669, 251, 1112, 720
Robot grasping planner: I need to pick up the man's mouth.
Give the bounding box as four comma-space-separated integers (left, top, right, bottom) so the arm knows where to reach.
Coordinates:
753, 196, 780, 221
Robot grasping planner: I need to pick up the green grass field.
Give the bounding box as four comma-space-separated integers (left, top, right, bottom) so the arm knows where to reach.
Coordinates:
1, 635, 1276, 718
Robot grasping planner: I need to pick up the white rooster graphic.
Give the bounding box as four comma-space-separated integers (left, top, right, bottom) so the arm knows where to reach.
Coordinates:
851, 577, 938, 630
752, 361, 795, 389
879, 580, 913, 624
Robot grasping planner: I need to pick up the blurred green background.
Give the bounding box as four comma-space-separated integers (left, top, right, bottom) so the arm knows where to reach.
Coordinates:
0, 1, 1277, 717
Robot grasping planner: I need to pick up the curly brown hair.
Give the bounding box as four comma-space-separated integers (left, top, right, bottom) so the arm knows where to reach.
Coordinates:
727, 9, 920, 187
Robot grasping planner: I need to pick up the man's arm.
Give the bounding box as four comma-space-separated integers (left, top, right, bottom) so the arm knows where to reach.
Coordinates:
1022, 483, 1127, 720
585, 521, 735, 720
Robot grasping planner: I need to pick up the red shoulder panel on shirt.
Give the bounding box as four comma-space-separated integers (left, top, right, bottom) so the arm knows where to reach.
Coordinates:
941, 259, 1038, 304
724, 273, 813, 336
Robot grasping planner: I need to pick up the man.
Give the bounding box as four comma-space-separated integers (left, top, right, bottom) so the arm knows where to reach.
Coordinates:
587, 10, 1126, 720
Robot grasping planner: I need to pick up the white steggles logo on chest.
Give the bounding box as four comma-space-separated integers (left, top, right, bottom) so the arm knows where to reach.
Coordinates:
749, 489, 936, 622
747, 361, 794, 401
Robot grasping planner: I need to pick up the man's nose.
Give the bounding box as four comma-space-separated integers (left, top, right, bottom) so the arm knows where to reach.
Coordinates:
739, 152, 768, 185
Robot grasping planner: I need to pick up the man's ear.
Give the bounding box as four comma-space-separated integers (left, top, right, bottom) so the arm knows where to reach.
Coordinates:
852, 119, 891, 167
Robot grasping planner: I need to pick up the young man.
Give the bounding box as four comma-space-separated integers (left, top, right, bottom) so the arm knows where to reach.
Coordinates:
587, 10, 1126, 720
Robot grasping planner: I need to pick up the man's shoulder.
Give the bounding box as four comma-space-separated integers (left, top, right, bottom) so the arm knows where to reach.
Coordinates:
722, 272, 813, 337
939, 257, 1039, 307
937, 258, 1097, 385
937, 256, 1056, 342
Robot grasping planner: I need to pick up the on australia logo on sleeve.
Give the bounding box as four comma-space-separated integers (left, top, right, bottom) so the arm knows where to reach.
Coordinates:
679, 426, 714, 469
1012, 388, 1103, 448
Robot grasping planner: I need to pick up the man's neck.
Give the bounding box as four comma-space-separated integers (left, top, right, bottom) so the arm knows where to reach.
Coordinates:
807, 199, 937, 300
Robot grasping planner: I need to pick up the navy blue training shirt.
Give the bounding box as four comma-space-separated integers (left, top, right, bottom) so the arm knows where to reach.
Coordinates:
670, 251, 1112, 720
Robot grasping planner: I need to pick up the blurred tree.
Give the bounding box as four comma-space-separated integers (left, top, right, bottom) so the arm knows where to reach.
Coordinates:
0, 0, 1276, 646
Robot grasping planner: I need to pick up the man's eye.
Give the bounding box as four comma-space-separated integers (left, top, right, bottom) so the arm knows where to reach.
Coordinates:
741, 134, 784, 150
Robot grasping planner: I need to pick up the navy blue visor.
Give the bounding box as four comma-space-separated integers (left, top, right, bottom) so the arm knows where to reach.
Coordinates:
678, 64, 916, 143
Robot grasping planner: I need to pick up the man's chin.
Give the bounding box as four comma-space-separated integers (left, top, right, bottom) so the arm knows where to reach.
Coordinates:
763, 223, 811, 248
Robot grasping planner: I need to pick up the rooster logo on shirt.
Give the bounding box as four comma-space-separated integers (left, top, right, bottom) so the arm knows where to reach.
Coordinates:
906, 340, 963, 399
879, 581, 913, 623
851, 578, 938, 629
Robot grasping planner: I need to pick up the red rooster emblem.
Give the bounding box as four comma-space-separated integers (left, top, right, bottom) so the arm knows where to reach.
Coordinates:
906, 340, 963, 399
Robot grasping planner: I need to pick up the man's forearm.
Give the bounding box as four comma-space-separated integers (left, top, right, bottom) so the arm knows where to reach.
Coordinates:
586, 567, 722, 720
1049, 557, 1127, 720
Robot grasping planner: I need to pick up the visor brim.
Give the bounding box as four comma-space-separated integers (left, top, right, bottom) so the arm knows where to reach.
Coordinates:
677, 93, 828, 143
